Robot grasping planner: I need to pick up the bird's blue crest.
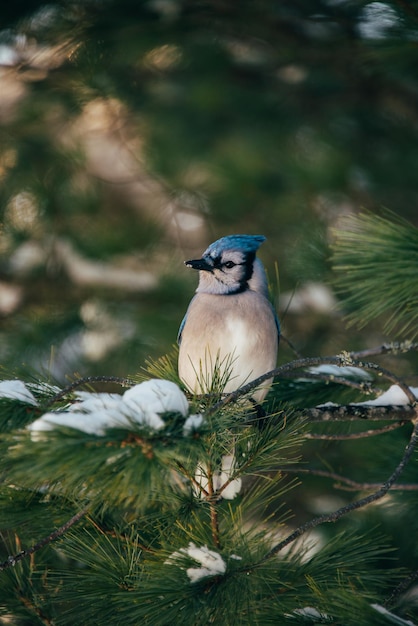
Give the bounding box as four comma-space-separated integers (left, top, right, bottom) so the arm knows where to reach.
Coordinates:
204, 234, 266, 258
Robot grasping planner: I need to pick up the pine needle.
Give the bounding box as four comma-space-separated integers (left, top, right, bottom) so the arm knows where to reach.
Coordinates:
331, 210, 418, 339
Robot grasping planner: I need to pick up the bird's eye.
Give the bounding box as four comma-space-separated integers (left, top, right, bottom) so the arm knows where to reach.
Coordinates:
223, 261, 236, 269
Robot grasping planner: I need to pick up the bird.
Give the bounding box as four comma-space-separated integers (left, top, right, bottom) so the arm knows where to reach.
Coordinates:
177, 234, 280, 403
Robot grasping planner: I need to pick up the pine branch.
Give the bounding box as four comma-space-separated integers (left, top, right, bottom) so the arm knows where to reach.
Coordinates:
347, 341, 418, 358
176, 461, 225, 549
257, 417, 418, 564
276, 466, 418, 491
18, 591, 56, 626
1, 340, 417, 622
385, 568, 418, 609
279, 332, 304, 359
304, 405, 416, 423
210, 343, 418, 412
279, 369, 380, 395
176, 461, 210, 497
0, 508, 88, 572
205, 464, 221, 549
305, 421, 407, 439
44, 376, 135, 408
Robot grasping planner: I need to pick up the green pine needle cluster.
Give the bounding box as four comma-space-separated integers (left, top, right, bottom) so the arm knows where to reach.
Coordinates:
2, 206, 418, 625
0, 363, 413, 625
331, 211, 418, 339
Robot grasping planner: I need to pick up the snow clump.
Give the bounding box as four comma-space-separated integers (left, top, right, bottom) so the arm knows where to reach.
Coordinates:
28, 379, 190, 438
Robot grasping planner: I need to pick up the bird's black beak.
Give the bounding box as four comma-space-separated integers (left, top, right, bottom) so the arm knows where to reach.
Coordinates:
185, 258, 213, 272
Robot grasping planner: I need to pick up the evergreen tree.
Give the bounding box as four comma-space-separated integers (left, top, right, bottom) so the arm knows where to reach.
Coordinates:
1, 2, 418, 623
1, 211, 418, 625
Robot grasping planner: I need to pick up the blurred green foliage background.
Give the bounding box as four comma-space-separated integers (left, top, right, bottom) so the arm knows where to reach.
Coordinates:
0, 0, 418, 379
1, 4, 418, 616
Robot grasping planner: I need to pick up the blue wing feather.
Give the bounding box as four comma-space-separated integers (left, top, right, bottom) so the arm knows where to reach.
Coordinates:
177, 314, 186, 345
274, 309, 281, 339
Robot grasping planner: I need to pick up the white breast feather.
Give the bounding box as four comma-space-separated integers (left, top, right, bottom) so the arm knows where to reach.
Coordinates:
179, 300, 277, 402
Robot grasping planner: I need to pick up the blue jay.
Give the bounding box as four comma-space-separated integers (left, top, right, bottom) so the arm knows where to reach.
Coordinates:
178, 235, 280, 402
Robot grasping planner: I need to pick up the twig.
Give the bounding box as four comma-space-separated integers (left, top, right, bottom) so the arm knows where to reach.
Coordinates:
209, 504, 221, 549
176, 461, 210, 498
347, 341, 418, 359
209, 348, 418, 413
304, 404, 417, 423
279, 333, 304, 359
385, 568, 418, 608
19, 591, 56, 626
305, 421, 408, 439
276, 466, 418, 491
45, 375, 135, 407
278, 369, 381, 396
257, 418, 418, 564
175, 462, 221, 547
0, 508, 88, 572
206, 464, 221, 549
88, 517, 155, 554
